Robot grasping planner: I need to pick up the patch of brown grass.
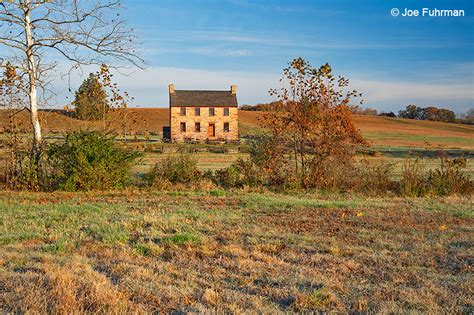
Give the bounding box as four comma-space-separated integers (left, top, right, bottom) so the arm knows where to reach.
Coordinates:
0, 191, 472, 312
0, 252, 134, 313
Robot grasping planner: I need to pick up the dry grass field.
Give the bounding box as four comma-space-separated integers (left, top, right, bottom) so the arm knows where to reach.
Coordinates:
0, 190, 472, 313
239, 111, 474, 149
1, 108, 473, 149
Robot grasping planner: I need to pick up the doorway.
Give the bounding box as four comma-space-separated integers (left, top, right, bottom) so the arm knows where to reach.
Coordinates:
207, 123, 215, 137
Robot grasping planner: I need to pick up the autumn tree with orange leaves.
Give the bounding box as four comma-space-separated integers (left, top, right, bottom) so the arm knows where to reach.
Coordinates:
260, 57, 367, 189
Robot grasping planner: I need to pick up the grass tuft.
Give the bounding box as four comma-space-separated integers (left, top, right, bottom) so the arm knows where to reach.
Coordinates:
164, 233, 201, 245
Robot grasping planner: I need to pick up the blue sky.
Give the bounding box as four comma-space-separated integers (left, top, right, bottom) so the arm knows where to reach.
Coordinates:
1, 0, 471, 112
111, 0, 473, 113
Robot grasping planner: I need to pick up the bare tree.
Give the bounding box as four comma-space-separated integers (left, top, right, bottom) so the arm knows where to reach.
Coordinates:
0, 0, 143, 158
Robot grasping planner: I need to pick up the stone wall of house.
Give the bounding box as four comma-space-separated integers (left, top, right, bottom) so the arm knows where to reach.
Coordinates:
170, 106, 238, 142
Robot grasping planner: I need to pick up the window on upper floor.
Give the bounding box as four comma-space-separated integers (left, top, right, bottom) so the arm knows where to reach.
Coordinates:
180, 107, 186, 116
209, 107, 215, 116
224, 108, 230, 116
195, 107, 200, 116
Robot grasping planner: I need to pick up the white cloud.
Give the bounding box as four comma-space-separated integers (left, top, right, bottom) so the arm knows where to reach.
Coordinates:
112, 66, 279, 107
151, 46, 253, 57
49, 65, 473, 113
146, 29, 456, 51
351, 78, 474, 112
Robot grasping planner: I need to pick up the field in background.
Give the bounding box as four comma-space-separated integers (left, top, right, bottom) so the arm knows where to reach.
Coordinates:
239, 111, 474, 150
0, 190, 472, 313
2, 108, 473, 178
1, 108, 473, 149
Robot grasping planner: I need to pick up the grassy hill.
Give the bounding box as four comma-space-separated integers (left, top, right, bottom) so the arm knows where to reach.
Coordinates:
239, 111, 474, 150
1, 108, 473, 149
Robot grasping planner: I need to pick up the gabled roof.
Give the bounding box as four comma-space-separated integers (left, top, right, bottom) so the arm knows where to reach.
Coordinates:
170, 90, 238, 107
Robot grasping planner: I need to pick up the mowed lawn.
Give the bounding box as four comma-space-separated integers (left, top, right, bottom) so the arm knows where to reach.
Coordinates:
0, 190, 472, 313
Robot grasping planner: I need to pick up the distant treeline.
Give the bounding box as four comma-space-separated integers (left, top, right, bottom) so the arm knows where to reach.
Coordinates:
398, 105, 456, 123
239, 102, 280, 111
239, 103, 473, 125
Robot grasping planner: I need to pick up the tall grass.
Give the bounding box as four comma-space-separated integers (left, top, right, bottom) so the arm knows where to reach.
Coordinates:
145, 153, 203, 189
206, 154, 471, 197
401, 156, 472, 197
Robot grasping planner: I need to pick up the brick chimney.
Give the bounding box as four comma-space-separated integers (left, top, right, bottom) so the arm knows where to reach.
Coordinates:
231, 84, 236, 94
169, 84, 175, 94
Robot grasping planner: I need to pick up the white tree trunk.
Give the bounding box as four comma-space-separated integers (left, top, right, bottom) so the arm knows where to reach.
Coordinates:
24, 0, 42, 151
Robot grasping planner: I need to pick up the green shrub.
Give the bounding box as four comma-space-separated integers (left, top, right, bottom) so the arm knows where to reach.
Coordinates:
145, 153, 201, 187
235, 158, 265, 187
48, 131, 141, 191
247, 135, 296, 187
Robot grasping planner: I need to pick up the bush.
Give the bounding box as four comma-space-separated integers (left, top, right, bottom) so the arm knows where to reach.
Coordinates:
211, 158, 265, 189
339, 159, 395, 195
48, 131, 141, 191
214, 164, 241, 188
211, 148, 470, 197
358, 160, 394, 194
400, 157, 429, 197
246, 135, 297, 188
145, 153, 201, 188
400, 156, 472, 197
1, 150, 51, 191
426, 158, 472, 196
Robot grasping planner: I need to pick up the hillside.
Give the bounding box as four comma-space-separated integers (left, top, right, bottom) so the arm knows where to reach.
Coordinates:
1, 108, 473, 149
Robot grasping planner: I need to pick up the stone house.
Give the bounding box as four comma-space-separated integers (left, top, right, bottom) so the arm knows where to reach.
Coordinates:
166, 84, 239, 143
